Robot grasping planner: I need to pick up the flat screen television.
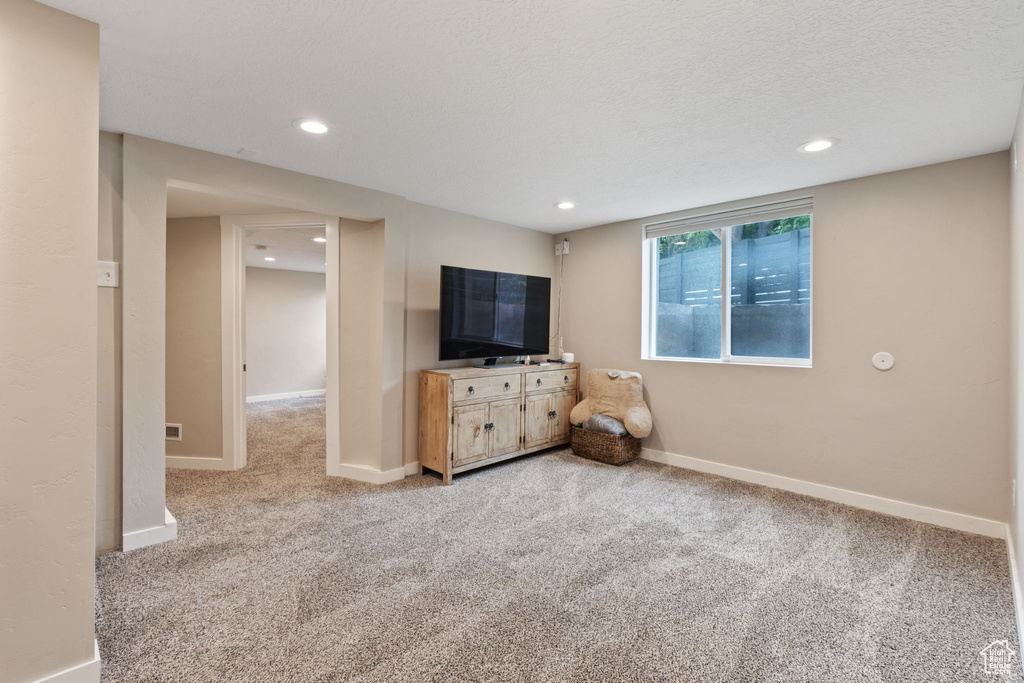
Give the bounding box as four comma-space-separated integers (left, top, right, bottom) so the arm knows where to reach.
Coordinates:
439, 265, 551, 362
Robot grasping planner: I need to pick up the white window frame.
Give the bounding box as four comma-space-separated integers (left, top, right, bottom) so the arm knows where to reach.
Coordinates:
641, 197, 813, 368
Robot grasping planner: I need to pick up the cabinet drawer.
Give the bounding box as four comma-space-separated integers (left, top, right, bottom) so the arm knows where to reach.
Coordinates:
452, 374, 521, 402
525, 368, 577, 394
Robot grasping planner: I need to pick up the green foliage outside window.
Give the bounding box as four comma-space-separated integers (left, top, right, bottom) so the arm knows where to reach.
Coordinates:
658, 214, 810, 257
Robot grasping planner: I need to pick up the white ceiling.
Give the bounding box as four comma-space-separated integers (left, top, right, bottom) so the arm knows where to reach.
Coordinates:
46, 0, 1024, 233
167, 186, 300, 219
246, 227, 327, 274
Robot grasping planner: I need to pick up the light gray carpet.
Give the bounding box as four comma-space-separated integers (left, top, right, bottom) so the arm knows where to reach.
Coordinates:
96, 397, 1021, 682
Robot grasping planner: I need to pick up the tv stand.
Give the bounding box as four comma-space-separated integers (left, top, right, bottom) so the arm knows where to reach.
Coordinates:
419, 363, 580, 484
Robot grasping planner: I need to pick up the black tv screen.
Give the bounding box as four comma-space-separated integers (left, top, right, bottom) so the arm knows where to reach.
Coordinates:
439, 266, 551, 361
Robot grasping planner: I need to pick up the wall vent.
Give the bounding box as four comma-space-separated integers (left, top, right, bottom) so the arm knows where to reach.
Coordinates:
165, 423, 182, 441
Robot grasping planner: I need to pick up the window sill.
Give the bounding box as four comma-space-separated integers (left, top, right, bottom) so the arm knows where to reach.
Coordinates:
643, 355, 812, 369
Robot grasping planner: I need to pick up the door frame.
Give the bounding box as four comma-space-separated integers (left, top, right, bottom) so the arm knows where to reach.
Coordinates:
220, 213, 340, 471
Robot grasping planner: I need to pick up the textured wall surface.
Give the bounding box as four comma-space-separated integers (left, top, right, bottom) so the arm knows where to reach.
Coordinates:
339, 219, 385, 470
402, 202, 557, 466
245, 267, 327, 398
33, 0, 1024, 232
97, 131, 124, 553
118, 136, 407, 537
0, 1, 100, 679
166, 217, 223, 460
1010, 88, 1024, 592
557, 153, 1011, 522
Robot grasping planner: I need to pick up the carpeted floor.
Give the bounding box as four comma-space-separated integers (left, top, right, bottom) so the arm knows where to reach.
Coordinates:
96, 397, 1021, 682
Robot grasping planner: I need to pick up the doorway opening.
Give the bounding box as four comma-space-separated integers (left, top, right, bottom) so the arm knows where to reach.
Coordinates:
162, 181, 341, 475
221, 213, 341, 472
241, 223, 330, 470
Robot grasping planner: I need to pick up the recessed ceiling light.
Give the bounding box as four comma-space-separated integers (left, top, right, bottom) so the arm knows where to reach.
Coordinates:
555, 201, 575, 210
264, 256, 276, 262
798, 138, 839, 153
312, 237, 327, 243
294, 119, 330, 134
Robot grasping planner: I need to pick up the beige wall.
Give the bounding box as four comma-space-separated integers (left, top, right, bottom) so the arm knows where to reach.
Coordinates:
116, 135, 405, 537
1010, 90, 1024, 578
403, 201, 557, 465
107, 134, 560, 535
98, 131, 124, 553
339, 219, 386, 468
557, 153, 1011, 522
166, 217, 223, 459
245, 267, 327, 398
0, 1, 99, 680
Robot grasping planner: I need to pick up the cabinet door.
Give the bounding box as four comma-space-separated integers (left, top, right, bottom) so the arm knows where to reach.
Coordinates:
452, 403, 489, 467
524, 394, 552, 448
488, 398, 521, 458
550, 390, 576, 442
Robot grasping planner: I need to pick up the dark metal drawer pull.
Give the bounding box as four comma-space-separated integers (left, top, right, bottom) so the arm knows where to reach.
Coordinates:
468, 386, 474, 394
536, 378, 542, 386
504, 382, 510, 390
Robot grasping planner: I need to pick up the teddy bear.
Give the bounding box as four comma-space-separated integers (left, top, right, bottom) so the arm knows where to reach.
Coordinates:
569, 369, 652, 439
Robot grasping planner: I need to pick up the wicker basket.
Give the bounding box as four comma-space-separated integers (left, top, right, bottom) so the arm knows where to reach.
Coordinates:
571, 426, 641, 465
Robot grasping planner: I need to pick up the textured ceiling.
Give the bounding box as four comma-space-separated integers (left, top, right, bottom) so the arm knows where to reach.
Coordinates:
45, 0, 1024, 232
246, 227, 326, 274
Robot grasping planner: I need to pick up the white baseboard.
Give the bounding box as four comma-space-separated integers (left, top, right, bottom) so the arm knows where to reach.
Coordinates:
641, 448, 1005, 538
122, 508, 178, 551
327, 462, 408, 484
246, 389, 326, 403
1006, 528, 1024, 673
33, 638, 100, 682
404, 461, 420, 476
166, 455, 234, 470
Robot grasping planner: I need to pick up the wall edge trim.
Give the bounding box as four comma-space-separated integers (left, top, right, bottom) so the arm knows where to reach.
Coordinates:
640, 448, 1005, 537
1005, 527, 1024, 677
122, 508, 178, 551
165, 455, 235, 470
32, 638, 100, 683
246, 389, 327, 403
327, 462, 407, 485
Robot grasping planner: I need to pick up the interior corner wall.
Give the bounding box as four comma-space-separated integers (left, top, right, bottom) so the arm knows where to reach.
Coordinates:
1010, 87, 1024, 577
557, 152, 1011, 523
402, 201, 558, 466
120, 136, 407, 535
98, 131, 125, 554
115, 137, 565, 525
245, 267, 327, 398
0, 1, 100, 680
337, 219, 386, 468
166, 217, 223, 459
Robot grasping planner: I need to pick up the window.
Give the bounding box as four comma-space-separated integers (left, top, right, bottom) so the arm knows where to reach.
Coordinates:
643, 198, 812, 366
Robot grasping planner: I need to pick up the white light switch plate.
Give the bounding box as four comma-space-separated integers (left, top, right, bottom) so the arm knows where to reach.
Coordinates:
98, 261, 119, 287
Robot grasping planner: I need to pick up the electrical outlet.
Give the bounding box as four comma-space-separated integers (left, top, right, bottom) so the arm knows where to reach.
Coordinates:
555, 243, 562, 255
